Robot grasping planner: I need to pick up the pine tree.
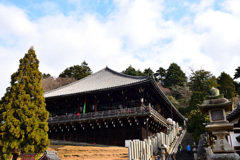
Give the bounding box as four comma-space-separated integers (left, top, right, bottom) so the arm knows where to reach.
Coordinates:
218, 72, 236, 99
164, 63, 187, 88
188, 69, 218, 93
59, 61, 92, 80
0, 47, 49, 159
143, 68, 154, 76
155, 67, 166, 84
234, 66, 240, 79
122, 65, 143, 76
186, 69, 217, 140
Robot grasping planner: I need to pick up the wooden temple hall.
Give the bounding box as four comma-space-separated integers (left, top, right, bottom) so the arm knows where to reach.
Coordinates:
44, 67, 185, 146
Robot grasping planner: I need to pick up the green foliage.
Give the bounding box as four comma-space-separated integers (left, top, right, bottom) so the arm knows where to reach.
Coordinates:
122, 65, 143, 76
122, 65, 154, 77
166, 95, 180, 109
217, 72, 236, 99
155, 67, 166, 83
234, 66, 240, 79
42, 73, 51, 79
234, 81, 240, 95
59, 61, 92, 80
188, 92, 206, 110
164, 63, 187, 88
143, 68, 154, 76
186, 69, 218, 140
188, 69, 218, 93
0, 47, 49, 159
186, 109, 209, 141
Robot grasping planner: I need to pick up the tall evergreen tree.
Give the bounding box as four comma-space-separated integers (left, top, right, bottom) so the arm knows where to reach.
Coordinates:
234, 66, 240, 79
59, 61, 92, 80
234, 81, 240, 95
188, 69, 218, 111
188, 69, 218, 93
164, 63, 187, 88
218, 72, 236, 99
186, 69, 218, 140
143, 68, 154, 76
0, 47, 49, 159
122, 65, 143, 76
155, 67, 166, 84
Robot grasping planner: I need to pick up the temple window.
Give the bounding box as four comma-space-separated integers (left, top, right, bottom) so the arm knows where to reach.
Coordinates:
73, 107, 78, 114
56, 109, 65, 116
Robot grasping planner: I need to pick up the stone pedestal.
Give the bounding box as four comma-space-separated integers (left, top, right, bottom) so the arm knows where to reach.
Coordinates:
209, 153, 240, 160
212, 131, 234, 153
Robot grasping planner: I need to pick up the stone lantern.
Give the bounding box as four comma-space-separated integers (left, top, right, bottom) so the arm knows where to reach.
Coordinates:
199, 87, 240, 160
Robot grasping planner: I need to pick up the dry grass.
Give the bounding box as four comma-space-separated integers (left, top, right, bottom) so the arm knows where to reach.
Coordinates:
47, 145, 129, 160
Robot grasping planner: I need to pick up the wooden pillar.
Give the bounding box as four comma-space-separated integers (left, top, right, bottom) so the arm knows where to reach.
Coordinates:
84, 126, 87, 142
57, 131, 59, 140
65, 99, 68, 115
107, 125, 110, 145
141, 127, 146, 140
131, 124, 134, 139
76, 128, 78, 142
123, 96, 126, 108
94, 124, 96, 143
100, 125, 103, 144
70, 129, 72, 141
54, 106, 57, 116
146, 118, 149, 138
114, 124, 117, 145
95, 101, 98, 112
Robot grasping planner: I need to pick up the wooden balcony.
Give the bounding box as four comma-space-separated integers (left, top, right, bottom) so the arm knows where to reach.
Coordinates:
48, 106, 169, 127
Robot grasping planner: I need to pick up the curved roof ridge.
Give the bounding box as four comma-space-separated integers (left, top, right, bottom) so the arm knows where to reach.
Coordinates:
44, 67, 149, 98
105, 66, 149, 80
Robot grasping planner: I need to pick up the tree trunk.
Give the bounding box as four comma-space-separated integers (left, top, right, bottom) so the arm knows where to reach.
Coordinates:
12, 153, 18, 160
12, 148, 18, 160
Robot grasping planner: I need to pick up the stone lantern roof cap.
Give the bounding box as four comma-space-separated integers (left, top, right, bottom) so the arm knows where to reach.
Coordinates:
206, 87, 224, 99
199, 87, 234, 114
198, 101, 233, 114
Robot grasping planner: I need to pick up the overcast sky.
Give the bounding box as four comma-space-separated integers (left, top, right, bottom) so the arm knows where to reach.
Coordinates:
0, 0, 240, 98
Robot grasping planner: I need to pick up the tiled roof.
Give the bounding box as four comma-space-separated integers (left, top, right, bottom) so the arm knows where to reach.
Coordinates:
44, 67, 149, 98
227, 106, 240, 121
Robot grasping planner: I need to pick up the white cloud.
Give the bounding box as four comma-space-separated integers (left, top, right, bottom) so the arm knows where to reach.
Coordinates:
223, 0, 240, 16
1, 0, 240, 98
190, 0, 215, 13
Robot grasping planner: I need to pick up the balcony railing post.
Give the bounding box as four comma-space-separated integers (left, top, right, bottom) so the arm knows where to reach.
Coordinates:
48, 106, 168, 126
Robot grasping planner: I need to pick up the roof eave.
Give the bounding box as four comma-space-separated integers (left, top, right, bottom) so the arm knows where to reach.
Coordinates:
45, 78, 152, 100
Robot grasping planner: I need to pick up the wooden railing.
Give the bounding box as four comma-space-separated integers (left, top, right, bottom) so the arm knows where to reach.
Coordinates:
48, 106, 168, 126
149, 107, 168, 126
